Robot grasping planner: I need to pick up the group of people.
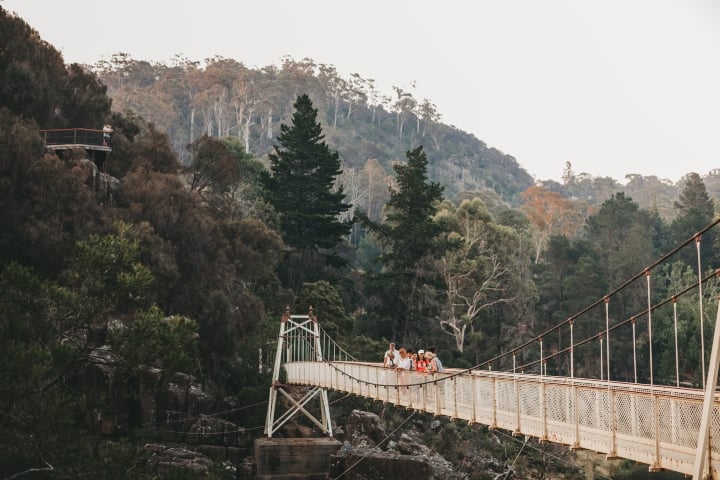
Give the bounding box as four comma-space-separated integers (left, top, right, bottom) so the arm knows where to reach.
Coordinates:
383, 342, 444, 373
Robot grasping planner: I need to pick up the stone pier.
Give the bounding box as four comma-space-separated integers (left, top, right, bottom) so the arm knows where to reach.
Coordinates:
255, 437, 341, 480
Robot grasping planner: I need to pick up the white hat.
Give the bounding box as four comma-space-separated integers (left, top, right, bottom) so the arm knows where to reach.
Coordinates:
418, 349, 425, 354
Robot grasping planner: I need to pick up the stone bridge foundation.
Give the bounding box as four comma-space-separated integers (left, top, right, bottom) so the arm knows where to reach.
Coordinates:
255, 437, 341, 479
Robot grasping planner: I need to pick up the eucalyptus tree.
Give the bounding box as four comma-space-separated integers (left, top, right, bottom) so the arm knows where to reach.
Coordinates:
520, 185, 587, 263
187, 134, 240, 195
434, 198, 517, 352
392, 85, 417, 138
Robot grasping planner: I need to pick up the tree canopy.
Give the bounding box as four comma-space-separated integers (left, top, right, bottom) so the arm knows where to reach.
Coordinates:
261, 94, 351, 262
359, 146, 447, 340
3, 6, 720, 476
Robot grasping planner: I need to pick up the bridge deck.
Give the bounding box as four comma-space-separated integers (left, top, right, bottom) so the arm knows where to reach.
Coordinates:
285, 361, 718, 476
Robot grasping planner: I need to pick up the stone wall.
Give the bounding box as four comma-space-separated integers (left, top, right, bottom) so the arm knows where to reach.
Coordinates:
255, 437, 342, 480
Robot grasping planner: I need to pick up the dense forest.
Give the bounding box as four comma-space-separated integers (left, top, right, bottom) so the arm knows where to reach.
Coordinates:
1, 6, 718, 479
90, 51, 720, 221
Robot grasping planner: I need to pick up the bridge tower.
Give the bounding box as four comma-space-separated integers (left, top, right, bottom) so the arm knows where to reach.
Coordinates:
264, 306, 333, 437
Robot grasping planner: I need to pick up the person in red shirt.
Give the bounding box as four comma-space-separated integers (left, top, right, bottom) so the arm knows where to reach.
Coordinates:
415, 349, 428, 372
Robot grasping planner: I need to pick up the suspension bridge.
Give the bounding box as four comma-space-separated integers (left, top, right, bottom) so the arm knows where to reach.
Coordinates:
265, 219, 720, 479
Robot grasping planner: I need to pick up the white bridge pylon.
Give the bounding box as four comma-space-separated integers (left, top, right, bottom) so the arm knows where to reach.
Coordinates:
264, 306, 333, 438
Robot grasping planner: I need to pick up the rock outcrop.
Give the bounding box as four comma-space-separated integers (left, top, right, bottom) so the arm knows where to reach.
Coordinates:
80, 158, 120, 203
144, 443, 212, 477
329, 410, 465, 480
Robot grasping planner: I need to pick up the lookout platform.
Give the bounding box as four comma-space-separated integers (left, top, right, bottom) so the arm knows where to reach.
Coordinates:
40, 128, 112, 152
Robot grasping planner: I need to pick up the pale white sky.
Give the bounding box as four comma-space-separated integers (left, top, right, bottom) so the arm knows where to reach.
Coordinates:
3, 0, 720, 184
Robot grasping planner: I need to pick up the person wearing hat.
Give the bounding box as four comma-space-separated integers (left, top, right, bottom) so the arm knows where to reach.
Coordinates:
416, 349, 428, 372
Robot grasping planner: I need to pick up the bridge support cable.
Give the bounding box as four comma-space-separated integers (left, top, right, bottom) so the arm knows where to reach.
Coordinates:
696, 235, 707, 386
599, 335, 604, 381
673, 297, 681, 387
512, 352, 521, 435
692, 297, 720, 480
540, 372, 548, 442
646, 268, 655, 386
568, 319, 581, 449
491, 376, 498, 429
631, 317, 638, 383
264, 306, 333, 438
604, 296, 611, 383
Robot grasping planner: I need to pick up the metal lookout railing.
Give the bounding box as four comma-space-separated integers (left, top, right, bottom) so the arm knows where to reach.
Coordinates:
39, 128, 111, 151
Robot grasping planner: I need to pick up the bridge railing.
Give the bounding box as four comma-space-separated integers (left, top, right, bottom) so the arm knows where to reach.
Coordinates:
272, 218, 720, 477
284, 360, 719, 476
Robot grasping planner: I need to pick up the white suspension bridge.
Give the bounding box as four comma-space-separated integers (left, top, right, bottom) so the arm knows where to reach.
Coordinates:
265, 219, 720, 479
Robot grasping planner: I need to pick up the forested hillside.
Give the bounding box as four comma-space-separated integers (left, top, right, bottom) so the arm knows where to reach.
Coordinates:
92, 54, 720, 219
2, 6, 719, 479
92, 53, 535, 210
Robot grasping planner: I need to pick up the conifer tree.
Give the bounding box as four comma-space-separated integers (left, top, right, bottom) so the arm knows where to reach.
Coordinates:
374, 146, 446, 274
261, 94, 351, 257
671, 172, 717, 268
358, 146, 446, 340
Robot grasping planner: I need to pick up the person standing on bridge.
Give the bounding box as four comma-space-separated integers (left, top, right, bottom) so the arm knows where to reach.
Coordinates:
416, 350, 428, 372
427, 346, 444, 372
395, 348, 412, 370
425, 352, 444, 373
383, 342, 400, 368
103, 123, 113, 147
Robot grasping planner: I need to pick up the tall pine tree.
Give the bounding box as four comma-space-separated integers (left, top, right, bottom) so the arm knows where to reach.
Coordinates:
358, 146, 447, 340
671, 172, 718, 269
261, 94, 351, 282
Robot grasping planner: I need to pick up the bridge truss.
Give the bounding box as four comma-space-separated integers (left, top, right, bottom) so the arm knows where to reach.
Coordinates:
265, 307, 354, 438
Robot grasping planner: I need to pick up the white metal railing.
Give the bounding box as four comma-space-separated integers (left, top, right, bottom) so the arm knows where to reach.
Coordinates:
284, 360, 720, 476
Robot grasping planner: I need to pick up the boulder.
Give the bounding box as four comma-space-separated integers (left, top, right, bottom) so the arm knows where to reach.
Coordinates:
329, 447, 432, 479
84, 345, 129, 435
145, 443, 212, 478
333, 411, 466, 480
186, 414, 248, 447
345, 409, 386, 447
156, 373, 215, 442
80, 158, 120, 203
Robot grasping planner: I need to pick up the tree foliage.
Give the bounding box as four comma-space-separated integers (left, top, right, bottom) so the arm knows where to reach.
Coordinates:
262, 94, 351, 256
520, 184, 590, 263
5, 7, 720, 476
359, 146, 447, 341
295, 280, 354, 337
0, 226, 200, 478
110, 305, 199, 375
671, 172, 718, 268
434, 198, 518, 352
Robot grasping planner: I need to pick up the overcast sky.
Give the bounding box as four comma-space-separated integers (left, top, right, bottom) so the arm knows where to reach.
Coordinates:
4, 0, 719, 184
